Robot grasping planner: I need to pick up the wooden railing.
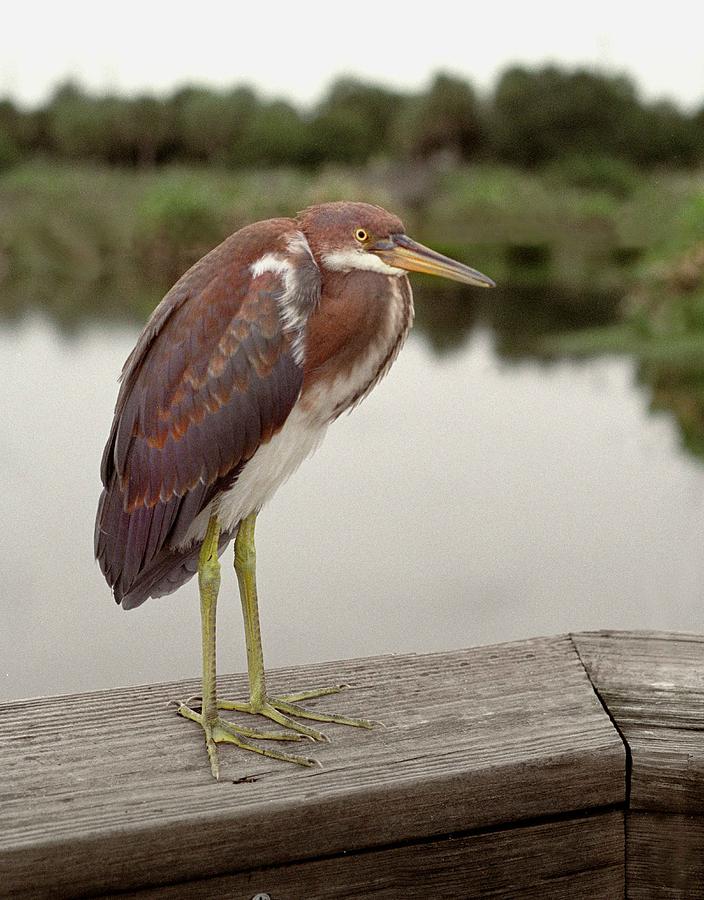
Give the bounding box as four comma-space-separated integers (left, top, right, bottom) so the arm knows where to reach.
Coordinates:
1, 630, 703, 898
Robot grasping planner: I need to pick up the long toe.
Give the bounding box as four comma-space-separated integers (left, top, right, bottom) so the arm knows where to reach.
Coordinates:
214, 717, 309, 743
273, 698, 375, 729
277, 685, 349, 703
218, 687, 378, 732
213, 725, 317, 766
175, 699, 319, 778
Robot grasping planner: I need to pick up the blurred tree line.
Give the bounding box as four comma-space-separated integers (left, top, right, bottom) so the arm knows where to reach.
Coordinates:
0, 66, 702, 174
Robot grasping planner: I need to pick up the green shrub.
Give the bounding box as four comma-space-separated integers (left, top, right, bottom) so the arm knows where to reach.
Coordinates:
135, 174, 232, 284
544, 154, 640, 198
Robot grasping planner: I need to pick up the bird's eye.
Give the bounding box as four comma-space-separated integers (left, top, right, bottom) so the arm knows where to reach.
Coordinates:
354, 228, 369, 243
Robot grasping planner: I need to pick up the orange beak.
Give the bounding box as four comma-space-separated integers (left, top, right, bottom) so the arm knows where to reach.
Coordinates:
372, 234, 495, 288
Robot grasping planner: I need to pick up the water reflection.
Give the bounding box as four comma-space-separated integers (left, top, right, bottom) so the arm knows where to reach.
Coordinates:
0, 266, 625, 356
1, 281, 703, 703
643, 359, 704, 463
488, 286, 622, 359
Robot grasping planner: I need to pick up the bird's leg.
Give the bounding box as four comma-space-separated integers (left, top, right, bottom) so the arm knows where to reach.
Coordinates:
216, 512, 375, 740
175, 514, 316, 778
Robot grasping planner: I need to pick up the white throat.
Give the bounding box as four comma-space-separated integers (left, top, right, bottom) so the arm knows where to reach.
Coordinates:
322, 248, 405, 277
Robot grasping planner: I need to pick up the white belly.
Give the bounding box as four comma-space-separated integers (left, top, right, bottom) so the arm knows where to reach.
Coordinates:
176, 405, 327, 549
216, 406, 327, 532
176, 277, 412, 549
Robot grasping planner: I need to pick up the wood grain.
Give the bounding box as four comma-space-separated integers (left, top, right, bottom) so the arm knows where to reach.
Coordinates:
627, 812, 704, 899
109, 811, 625, 899
573, 631, 704, 899
572, 630, 704, 813
0, 636, 624, 898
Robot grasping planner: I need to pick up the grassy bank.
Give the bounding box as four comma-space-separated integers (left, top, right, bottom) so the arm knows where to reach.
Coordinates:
541, 183, 704, 462
543, 185, 704, 360
1, 160, 701, 326
2, 158, 703, 462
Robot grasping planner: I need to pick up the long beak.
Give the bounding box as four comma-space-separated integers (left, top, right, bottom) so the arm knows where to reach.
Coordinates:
372, 234, 495, 288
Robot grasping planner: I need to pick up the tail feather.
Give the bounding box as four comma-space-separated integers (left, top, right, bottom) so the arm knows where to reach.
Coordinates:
94, 472, 226, 608
119, 529, 235, 610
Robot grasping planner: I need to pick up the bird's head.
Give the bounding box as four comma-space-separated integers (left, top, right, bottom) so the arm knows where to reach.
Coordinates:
297, 201, 495, 288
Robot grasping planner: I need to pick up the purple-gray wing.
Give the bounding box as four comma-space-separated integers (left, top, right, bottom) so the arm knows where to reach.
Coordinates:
95, 226, 319, 607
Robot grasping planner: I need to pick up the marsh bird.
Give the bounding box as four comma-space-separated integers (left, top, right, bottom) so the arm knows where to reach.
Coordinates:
95, 202, 495, 779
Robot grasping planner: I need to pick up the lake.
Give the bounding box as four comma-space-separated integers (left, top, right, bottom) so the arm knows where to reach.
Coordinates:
2, 286, 703, 702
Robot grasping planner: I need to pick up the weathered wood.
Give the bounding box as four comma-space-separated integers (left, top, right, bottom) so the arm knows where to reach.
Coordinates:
0, 635, 623, 898
573, 630, 704, 899
572, 631, 704, 813
110, 811, 625, 899
627, 812, 704, 899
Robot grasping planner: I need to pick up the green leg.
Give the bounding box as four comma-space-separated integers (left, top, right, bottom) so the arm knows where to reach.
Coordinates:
176, 515, 316, 779
217, 512, 376, 739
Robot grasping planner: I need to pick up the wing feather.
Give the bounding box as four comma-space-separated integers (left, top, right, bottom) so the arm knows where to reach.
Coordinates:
95, 221, 319, 604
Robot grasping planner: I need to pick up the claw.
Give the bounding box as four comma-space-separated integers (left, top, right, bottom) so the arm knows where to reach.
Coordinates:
216, 685, 375, 739
176, 683, 375, 778
176, 701, 318, 772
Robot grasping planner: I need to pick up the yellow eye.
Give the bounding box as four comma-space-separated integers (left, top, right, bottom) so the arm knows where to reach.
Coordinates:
354, 228, 369, 243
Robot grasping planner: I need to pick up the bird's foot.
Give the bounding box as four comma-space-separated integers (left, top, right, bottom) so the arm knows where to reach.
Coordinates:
175, 701, 317, 780
217, 684, 376, 743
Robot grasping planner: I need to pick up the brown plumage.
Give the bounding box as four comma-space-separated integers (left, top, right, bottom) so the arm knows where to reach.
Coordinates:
96, 223, 298, 600
95, 200, 496, 778
95, 202, 493, 610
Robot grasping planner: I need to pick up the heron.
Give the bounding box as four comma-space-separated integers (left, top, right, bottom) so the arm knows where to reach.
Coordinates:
95, 202, 495, 779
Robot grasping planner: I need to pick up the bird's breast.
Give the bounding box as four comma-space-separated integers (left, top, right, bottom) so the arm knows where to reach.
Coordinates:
176, 274, 413, 546
300, 273, 414, 423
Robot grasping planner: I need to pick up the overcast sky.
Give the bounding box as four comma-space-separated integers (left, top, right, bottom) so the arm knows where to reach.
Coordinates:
2, 1, 703, 109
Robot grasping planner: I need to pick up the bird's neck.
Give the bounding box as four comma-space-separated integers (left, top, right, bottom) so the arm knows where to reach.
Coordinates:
300, 270, 413, 421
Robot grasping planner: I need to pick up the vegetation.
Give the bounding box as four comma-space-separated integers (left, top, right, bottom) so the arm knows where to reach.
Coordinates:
1, 159, 700, 329
1, 66, 702, 172
1, 64, 699, 319
541, 184, 704, 462
1, 65, 702, 460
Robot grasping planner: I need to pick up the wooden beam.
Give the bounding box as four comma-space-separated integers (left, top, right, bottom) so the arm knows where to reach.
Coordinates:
628, 812, 704, 898
117, 812, 625, 899
572, 630, 704, 898
0, 635, 623, 897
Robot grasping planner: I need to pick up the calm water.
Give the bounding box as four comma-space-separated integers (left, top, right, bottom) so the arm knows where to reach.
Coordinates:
2, 298, 704, 702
